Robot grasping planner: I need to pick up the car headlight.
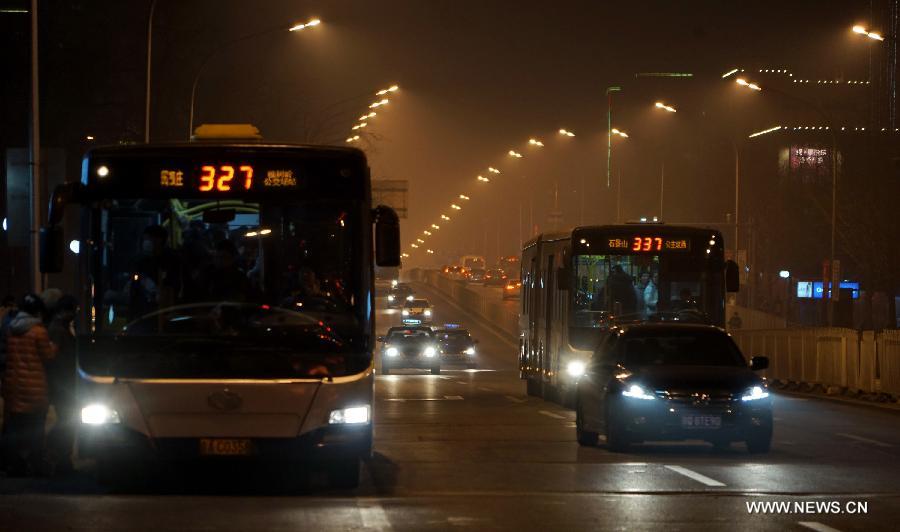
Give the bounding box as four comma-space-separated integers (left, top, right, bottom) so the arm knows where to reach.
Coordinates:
385, 346, 399, 357
566, 360, 586, 377
423, 346, 437, 357
388, 295, 395, 301
465, 347, 476, 356
402, 309, 410, 316
391, 280, 398, 288
741, 385, 770, 401
329, 405, 370, 425
621, 383, 656, 400
424, 309, 432, 317
81, 403, 120, 425
406, 295, 414, 301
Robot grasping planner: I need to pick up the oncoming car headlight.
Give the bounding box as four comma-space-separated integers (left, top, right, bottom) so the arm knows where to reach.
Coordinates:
402, 309, 410, 316
388, 295, 395, 302
406, 295, 414, 301
423, 346, 437, 357
81, 403, 120, 425
465, 347, 476, 356
566, 360, 586, 377
329, 405, 370, 425
621, 384, 656, 400
741, 385, 770, 401
385, 346, 399, 357
424, 309, 432, 317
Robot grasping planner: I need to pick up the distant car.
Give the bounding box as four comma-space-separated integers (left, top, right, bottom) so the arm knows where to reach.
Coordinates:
503, 278, 522, 300
435, 325, 479, 368
483, 269, 508, 287
387, 283, 414, 308
574, 323, 773, 454
401, 298, 433, 325
467, 268, 486, 283
379, 326, 441, 375
446, 265, 465, 280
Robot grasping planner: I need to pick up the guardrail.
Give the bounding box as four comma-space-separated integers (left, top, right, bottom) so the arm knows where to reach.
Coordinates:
408, 269, 519, 340
731, 328, 900, 397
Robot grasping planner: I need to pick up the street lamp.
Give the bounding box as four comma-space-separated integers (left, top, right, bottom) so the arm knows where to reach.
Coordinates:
558, 128, 575, 137
376, 84, 400, 96
736, 78, 840, 325
654, 101, 677, 113
188, 18, 322, 137
508, 150, 523, 158
611, 128, 629, 138
458, 195, 469, 201
488, 167, 501, 174
528, 138, 544, 147
852, 24, 886, 41
477, 175, 490, 182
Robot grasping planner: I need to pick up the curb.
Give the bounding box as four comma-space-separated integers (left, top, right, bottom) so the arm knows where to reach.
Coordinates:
774, 385, 900, 414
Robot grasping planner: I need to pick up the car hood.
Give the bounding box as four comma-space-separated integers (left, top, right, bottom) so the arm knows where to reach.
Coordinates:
626, 365, 762, 392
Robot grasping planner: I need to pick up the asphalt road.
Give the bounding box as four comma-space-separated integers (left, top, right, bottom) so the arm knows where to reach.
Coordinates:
1, 281, 899, 531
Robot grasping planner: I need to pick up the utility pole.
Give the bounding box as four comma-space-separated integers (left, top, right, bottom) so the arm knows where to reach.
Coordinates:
145, 0, 157, 143
606, 86, 621, 189
29, 0, 42, 293
659, 161, 665, 220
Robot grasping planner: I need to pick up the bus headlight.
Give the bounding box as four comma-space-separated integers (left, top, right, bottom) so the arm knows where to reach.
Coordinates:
423, 346, 437, 357
424, 309, 432, 317
402, 310, 410, 316
329, 405, 370, 425
741, 386, 770, 401
465, 347, 476, 356
566, 360, 586, 378
385, 346, 399, 357
81, 403, 120, 425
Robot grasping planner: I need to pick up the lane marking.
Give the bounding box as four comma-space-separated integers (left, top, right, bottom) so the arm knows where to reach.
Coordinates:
538, 410, 566, 420
663, 465, 726, 487
383, 395, 464, 402
798, 522, 842, 532
477, 386, 494, 392
455, 381, 470, 385
836, 433, 893, 448
505, 395, 526, 403
357, 501, 392, 530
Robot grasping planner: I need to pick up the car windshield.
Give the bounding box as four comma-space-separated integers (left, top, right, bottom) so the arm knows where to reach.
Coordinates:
388, 330, 433, 342
406, 299, 429, 308
621, 330, 746, 367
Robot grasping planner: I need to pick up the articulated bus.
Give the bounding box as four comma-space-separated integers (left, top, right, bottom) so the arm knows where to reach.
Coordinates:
519, 224, 738, 404
40, 131, 400, 488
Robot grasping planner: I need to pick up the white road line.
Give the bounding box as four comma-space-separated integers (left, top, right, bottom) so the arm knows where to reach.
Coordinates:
538, 410, 566, 420
836, 432, 893, 448
477, 387, 494, 392
357, 500, 392, 530
505, 395, 527, 403
663, 465, 726, 487
444, 395, 464, 400
798, 521, 842, 532
455, 381, 470, 385
383, 396, 464, 402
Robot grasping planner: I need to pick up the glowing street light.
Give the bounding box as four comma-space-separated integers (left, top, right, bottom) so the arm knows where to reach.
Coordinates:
458, 195, 469, 201
528, 138, 544, 147
611, 128, 629, 138
426, 249, 435, 254
359, 112, 376, 120
417, 238, 425, 243
451, 203, 462, 209
508, 150, 523, 158
376, 84, 400, 96
558, 129, 575, 137
735, 78, 762, 91
369, 98, 389, 108
345, 135, 360, 143
441, 214, 451, 221
401, 253, 410, 258
431, 224, 441, 230
423, 230, 432, 236
351, 123, 367, 130
488, 167, 500, 174
477, 175, 490, 182
289, 18, 321, 32
654, 101, 677, 113
411, 243, 419, 248
852, 24, 885, 41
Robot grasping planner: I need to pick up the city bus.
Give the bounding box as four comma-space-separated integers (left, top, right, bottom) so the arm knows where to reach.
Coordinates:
40, 129, 400, 488
519, 224, 739, 404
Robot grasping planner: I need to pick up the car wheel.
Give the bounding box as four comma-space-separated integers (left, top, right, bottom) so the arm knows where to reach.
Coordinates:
327, 459, 360, 489
431, 366, 441, 375
575, 400, 599, 447
605, 409, 630, 453
745, 430, 772, 454
97, 459, 146, 492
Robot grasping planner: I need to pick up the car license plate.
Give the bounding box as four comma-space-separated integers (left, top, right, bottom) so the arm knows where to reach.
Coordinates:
199, 438, 253, 456
681, 415, 722, 429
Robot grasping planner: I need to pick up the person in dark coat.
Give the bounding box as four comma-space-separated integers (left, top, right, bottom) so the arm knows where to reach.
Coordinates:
44, 294, 78, 475
2, 294, 57, 476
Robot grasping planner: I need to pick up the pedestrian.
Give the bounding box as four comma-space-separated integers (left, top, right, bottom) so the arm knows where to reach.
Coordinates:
44, 293, 78, 475
0, 295, 17, 375
1, 294, 57, 476
728, 311, 743, 330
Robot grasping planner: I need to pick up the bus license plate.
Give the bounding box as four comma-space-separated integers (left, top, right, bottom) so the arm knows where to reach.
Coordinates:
199, 438, 253, 456
681, 415, 722, 429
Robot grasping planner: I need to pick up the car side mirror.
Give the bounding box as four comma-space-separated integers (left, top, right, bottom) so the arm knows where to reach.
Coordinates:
750, 356, 769, 371
40, 226, 65, 273
373, 205, 400, 267
725, 260, 740, 293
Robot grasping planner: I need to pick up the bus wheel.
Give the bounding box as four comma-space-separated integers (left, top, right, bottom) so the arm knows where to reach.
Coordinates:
97, 459, 144, 492
327, 459, 360, 489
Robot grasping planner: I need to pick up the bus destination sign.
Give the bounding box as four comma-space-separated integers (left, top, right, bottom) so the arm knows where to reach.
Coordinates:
157, 164, 298, 192
604, 236, 691, 252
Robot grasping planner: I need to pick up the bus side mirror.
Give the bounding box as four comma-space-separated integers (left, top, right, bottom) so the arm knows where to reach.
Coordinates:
40, 226, 64, 273
557, 267, 570, 290
373, 205, 400, 267
725, 260, 740, 293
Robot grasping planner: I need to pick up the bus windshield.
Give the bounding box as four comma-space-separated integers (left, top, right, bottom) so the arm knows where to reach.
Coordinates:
83, 197, 365, 379
572, 253, 716, 327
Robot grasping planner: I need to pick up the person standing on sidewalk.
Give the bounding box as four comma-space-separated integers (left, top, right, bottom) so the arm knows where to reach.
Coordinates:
44, 294, 78, 475
2, 294, 57, 476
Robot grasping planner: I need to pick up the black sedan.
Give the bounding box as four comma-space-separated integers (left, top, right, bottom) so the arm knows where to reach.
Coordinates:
435, 326, 478, 368
387, 283, 414, 308
378, 326, 441, 375
575, 323, 772, 453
